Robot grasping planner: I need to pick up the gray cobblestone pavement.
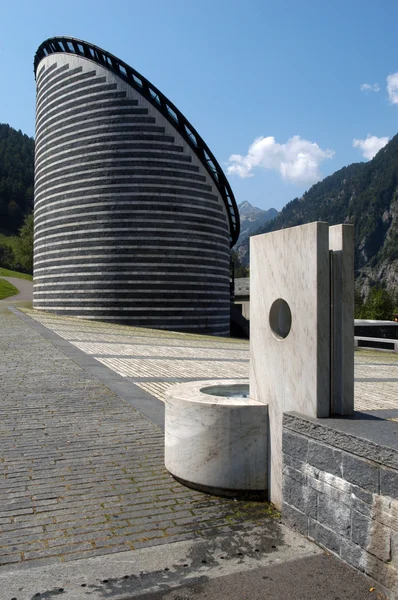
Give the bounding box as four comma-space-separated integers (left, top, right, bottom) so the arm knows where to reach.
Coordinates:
0, 305, 277, 569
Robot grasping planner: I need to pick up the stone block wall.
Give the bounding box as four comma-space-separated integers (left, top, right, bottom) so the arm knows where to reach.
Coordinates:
282, 412, 398, 597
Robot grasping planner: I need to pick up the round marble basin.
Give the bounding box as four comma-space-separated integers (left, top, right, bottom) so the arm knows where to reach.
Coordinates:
164, 379, 268, 495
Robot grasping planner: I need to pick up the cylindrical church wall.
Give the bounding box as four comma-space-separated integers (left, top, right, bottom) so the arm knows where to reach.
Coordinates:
34, 42, 237, 336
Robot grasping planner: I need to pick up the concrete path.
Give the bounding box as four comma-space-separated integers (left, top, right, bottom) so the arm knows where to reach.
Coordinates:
0, 276, 33, 301
0, 304, 389, 599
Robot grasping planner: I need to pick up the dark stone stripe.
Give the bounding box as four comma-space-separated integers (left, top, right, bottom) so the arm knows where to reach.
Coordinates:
36, 103, 146, 141
37, 121, 172, 154
34, 205, 226, 227
36, 140, 184, 170
37, 82, 120, 123
36, 71, 100, 112
37, 120, 165, 148
35, 176, 213, 202
37, 113, 157, 145
36, 92, 135, 132
37, 62, 68, 87
35, 166, 205, 191
36, 100, 146, 139
36, 153, 194, 181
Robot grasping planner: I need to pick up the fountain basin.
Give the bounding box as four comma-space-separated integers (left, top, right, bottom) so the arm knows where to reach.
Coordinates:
164, 379, 268, 494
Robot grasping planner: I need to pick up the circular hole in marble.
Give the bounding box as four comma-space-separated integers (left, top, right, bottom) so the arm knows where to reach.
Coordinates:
269, 298, 292, 340
200, 384, 249, 399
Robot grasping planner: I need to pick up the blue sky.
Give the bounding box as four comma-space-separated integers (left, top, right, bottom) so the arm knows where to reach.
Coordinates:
1, 0, 397, 212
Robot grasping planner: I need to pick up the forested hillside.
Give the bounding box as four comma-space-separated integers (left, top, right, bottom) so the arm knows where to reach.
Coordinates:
0, 124, 34, 272
0, 123, 34, 234
238, 135, 398, 297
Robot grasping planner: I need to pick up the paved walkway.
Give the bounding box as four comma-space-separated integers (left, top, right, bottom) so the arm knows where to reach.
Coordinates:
0, 304, 281, 572
0, 276, 33, 301
19, 307, 398, 415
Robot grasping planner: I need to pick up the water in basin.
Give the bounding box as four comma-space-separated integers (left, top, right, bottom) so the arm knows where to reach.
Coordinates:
200, 383, 249, 399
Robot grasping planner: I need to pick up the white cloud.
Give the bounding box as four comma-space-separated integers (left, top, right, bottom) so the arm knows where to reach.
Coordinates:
352, 134, 389, 160
226, 135, 334, 185
360, 83, 380, 93
387, 72, 398, 104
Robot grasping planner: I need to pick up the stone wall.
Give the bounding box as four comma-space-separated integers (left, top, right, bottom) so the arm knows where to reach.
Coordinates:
282, 412, 398, 597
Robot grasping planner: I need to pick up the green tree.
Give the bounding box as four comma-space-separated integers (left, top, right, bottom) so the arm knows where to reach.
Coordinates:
13, 212, 33, 274
354, 286, 364, 319
360, 286, 395, 320
231, 251, 249, 278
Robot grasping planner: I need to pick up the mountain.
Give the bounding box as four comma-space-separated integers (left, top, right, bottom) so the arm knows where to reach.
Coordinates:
235, 201, 278, 264
238, 135, 398, 297
0, 123, 34, 235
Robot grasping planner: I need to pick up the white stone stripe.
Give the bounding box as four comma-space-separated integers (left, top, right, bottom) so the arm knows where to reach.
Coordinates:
33, 288, 230, 295
35, 102, 146, 137
34, 139, 183, 169
34, 189, 219, 211
35, 101, 141, 140
34, 216, 225, 235
36, 74, 107, 114
34, 253, 228, 264
31, 297, 228, 304
36, 68, 95, 104
35, 172, 209, 197
36, 63, 85, 95
35, 83, 125, 124
35, 163, 202, 188
34, 228, 228, 245
35, 179, 213, 203
34, 195, 222, 217
34, 246, 229, 259
35, 135, 179, 166
34, 202, 223, 222
35, 121, 166, 153
33, 272, 228, 281
34, 262, 227, 273
33, 236, 228, 252
35, 155, 195, 180
33, 280, 228, 288
31, 306, 229, 315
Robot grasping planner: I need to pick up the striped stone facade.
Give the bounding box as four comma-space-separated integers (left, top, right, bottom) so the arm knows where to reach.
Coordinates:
34, 49, 233, 335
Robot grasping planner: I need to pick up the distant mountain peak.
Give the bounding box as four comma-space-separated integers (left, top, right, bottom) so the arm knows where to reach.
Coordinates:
234, 202, 278, 262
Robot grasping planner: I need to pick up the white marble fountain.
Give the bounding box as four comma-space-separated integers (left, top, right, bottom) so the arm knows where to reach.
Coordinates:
164, 379, 268, 494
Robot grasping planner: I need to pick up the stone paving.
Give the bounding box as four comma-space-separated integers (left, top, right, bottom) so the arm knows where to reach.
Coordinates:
0, 303, 396, 570
21, 309, 249, 402
0, 305, 275, 569
20, 308, 398, 413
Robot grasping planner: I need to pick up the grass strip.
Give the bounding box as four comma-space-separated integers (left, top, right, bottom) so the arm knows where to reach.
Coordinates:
0, 278, 20, 300
0, 268, 32, 281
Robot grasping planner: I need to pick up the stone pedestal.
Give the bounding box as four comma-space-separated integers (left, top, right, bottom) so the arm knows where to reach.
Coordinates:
165, 379, 268, 493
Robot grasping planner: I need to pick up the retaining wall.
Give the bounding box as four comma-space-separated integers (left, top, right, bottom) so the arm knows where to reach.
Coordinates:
282, 412, 398, 597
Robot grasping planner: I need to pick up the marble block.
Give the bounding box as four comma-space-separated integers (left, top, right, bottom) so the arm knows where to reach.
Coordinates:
329, 224, 354, 415
250, 222, 330, 509
164, 379, 268, 492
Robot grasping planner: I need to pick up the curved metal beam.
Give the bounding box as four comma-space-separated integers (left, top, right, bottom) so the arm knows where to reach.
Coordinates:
34, 36, 240, 247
